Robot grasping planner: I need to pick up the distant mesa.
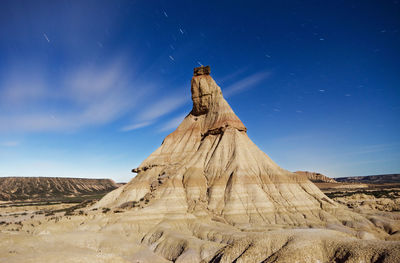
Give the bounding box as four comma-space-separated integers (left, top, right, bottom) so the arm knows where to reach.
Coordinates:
0, 177, 119, 201
294, 171, 338, 183
336, 174, 400, 184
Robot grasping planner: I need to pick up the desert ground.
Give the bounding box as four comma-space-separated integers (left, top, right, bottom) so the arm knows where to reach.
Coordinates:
1, 177, 399, 262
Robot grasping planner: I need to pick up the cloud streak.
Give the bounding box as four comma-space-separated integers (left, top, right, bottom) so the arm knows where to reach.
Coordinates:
121, 91, 188, 132
159, 113, 187, 132
223, 71, 271, 97
0, 58, 148, 132
121, 121, 153, 132
138, 95, 187, 121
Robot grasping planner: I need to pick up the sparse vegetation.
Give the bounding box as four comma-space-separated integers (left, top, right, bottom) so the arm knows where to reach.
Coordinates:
119, 201, 138, 209
326, 189, 400, 199
45, 211, 55, 216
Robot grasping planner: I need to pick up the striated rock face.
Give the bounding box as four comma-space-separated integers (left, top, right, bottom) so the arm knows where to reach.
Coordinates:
295, 171, 338, 183
0, 177, 119, 201
96, 66, 347, 226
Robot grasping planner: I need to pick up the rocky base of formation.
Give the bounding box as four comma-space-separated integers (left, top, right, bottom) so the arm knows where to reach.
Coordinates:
0, 203, 399, 263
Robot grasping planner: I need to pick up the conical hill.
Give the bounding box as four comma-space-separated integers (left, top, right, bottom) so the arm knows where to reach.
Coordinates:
96, 66, 357, 227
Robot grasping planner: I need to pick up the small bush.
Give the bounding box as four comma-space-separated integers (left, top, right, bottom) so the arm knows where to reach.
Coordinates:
45, 211, 55, 216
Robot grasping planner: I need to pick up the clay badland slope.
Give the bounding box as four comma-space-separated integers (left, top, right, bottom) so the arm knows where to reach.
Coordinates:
0, 177, 119, 201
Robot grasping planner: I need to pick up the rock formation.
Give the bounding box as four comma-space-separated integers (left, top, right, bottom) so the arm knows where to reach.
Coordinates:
96, 66, 365, 228
294, 171, 338, 183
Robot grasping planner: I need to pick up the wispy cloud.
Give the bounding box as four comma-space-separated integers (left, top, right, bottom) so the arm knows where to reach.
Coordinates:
223, 71, 271, 97
215, 67, 249, 84
159, 113, 187, 132
120, 121, 153, 132
138, 95, 187, 121
121, 92, 188, 132
0, 64, 49, 108
0, 58, 148, 132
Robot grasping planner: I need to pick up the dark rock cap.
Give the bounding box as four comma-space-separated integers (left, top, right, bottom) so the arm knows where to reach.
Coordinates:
193, 65, 211, 76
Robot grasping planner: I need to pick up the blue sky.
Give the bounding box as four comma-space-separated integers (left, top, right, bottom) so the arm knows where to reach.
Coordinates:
0, 0, 399, 182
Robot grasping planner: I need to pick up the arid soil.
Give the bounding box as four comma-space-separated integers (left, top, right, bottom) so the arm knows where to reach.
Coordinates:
1, 190, 399, 262
316, 180, 400, 213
